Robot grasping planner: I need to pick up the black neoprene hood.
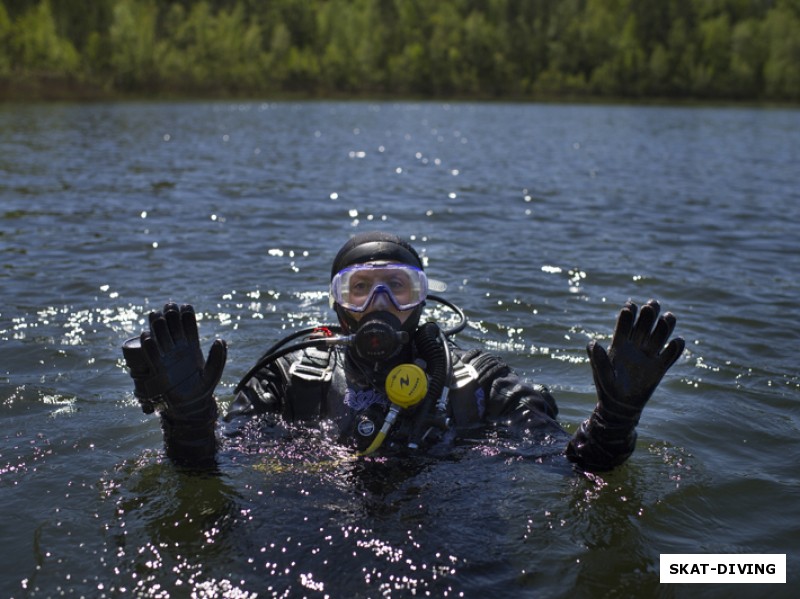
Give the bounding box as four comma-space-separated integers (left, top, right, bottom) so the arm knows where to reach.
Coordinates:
330, 232, 423, 278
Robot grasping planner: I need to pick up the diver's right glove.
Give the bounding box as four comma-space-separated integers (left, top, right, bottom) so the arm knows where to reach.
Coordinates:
122, 303, 226, 419
567, 300, 684, 471
122, 303, 226, 465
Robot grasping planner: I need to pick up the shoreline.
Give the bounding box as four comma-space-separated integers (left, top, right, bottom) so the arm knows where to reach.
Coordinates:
1, 76, 796, 109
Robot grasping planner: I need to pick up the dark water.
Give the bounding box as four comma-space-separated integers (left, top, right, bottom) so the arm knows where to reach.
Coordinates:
1, 101, 798, 598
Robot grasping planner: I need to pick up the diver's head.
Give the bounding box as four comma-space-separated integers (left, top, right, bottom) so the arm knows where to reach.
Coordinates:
330, 232, 427, 337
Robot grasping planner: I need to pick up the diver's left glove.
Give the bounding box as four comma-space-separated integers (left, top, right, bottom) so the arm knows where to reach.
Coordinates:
567, 300, 684, 471
122, 303, 226, 464
461, 348, 511, 388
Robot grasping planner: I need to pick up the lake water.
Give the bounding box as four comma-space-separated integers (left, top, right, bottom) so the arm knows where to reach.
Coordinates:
1, 101, 798, 598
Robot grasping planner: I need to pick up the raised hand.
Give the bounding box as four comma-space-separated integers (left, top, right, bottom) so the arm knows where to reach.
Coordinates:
566, 300, 684, 471
587, 299, 684, 425
122, 303, 226, 419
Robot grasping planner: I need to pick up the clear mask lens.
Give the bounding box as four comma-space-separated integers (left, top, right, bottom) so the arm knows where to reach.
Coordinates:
330, 263, 428, 313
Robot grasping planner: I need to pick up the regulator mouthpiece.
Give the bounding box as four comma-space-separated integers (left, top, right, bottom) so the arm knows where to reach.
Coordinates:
353, 311, 409, 362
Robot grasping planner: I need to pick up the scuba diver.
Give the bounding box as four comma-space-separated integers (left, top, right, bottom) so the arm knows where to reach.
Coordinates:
121, 231, 685, 472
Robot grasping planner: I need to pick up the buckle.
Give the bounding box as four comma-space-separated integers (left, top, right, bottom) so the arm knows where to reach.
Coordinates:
289, 360, 333, 382
451, 361, 479, 389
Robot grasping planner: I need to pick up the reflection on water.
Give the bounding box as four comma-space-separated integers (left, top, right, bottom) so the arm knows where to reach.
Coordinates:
1, 101, 799, 598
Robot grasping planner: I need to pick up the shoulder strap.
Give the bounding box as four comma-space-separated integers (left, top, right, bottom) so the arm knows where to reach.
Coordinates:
284, 346, 334, 420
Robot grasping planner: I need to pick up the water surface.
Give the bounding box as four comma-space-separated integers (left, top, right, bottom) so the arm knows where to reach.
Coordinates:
1, 101, 798, 598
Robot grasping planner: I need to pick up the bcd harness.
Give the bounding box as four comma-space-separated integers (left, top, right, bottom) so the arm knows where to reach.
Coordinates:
283, 345, 336, 421
281, 344, 483, 429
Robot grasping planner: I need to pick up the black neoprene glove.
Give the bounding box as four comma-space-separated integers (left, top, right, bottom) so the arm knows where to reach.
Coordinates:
461, 348, 512, 388
567, 299, 685, 471
122, 303, 227, 422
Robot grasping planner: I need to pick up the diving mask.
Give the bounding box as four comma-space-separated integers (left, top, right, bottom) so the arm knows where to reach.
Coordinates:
330, 262, 440, 313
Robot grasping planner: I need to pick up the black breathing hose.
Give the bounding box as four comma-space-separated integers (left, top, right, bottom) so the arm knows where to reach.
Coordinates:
427, 294, 467, 337
233, 295, 466, 397
233, 325, 343, 394
409, 322, 449, 447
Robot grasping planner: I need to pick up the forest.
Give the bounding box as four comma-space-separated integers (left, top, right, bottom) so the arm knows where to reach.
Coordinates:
1, 0, 799, 102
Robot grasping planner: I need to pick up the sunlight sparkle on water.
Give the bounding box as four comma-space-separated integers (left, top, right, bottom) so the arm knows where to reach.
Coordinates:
541, 265, 562, 274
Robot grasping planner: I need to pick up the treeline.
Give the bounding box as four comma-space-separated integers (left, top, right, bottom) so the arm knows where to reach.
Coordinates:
1, 0, 799, 101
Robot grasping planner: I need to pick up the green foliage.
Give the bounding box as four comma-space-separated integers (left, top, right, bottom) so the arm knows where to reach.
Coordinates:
108, 0, 158, 90
763, 3, 800, 100
0, 2, 11, 74
7, 0, 79, 74
1, 0, 799, 101
730, 18, 766, 97
158, 2, 266, 93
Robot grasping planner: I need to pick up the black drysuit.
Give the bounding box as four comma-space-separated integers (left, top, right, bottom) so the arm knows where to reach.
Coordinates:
160, 335, 636, 472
